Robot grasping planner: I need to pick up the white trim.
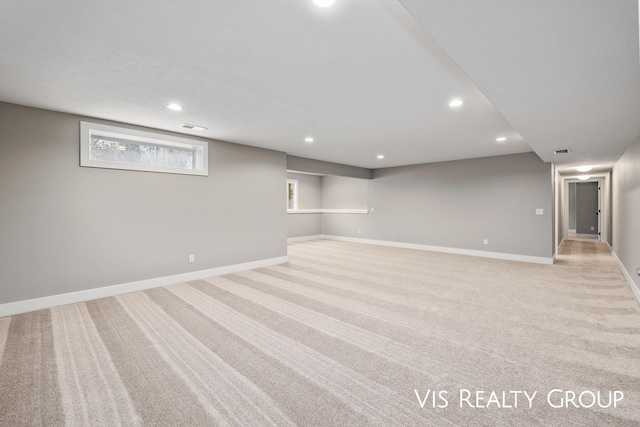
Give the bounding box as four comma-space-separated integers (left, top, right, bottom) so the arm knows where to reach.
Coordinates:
287, 235, 323, 243
556, 239, 564, 261
321, 235, 553, 265
323, 209, 368, 214
612, 252, 640, 306
561, 173, 610, 245
286, 170, 324, 177
551, 163, 562, 260
553, 237, 564, 261
0, 256, 288, 318
287, 209, 368, 214
287, 209, 321, 214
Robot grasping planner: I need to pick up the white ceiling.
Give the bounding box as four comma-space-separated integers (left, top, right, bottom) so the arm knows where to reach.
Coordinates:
0, 0, 638, 170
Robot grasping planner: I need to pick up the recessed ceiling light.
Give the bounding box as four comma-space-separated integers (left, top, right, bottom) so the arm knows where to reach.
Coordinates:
377, 154, 385, 159
496, 137, 507, 142
575, 165, 593, 172
305, 137, 314, 143
448, 99, 463, 107
117, 144, 127, 151
578, 175, 590, 181
167, 103, 183, 111
313, 0, 336, 7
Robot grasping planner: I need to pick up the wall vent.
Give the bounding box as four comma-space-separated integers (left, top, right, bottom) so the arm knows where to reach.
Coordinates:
554, 149, 570, 154
181, 123, 208, 131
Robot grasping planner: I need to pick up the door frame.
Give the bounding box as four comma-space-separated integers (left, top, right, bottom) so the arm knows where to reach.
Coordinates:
560, 172, 610, 245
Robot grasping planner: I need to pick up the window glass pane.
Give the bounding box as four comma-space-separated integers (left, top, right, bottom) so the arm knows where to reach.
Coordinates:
90, 137, 195, 170
287, 180, 297, 210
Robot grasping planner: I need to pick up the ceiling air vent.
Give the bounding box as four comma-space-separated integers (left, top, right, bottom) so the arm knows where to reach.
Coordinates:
181, 123, 208, 131
554, 149, 570, 155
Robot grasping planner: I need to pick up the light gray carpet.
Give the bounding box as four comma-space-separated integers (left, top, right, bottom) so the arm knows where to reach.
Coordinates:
1, 239, 639, 426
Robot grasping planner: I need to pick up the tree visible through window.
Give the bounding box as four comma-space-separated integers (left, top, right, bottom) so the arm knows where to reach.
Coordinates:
89, 137, 196, 170
287, 179, 298, 210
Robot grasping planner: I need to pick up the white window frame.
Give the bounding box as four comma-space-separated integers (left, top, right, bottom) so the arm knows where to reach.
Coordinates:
287, 179, 298, 210
80, 121, 208, 176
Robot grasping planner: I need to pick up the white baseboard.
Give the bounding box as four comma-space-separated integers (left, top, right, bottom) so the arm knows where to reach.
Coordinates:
287, 235, 323, 243
0, 256, 288, 318
321, 235, 553, 265
611, 251, 640, 306
287, 209, 368, 214
575, 233, 598, 238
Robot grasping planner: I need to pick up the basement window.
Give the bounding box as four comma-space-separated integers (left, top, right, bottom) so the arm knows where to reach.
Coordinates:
287, 179, 298, 210
80, 121, 208, 176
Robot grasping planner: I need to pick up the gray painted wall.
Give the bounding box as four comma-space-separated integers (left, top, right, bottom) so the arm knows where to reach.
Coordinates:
321, 176, 369, 209
287, 172, 322, 238
0, 102, 287, 305
612, 135, 640, 291
568, 183, 577, 229
320, 176, 370, 238
576, 182, 598, 235
323, 152, 553, 259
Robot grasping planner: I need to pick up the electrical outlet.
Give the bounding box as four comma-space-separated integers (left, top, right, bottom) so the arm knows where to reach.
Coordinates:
189, 255, 195, 263
370, 207, 375, 213
358, 229, 362, 234
591, 226, 594, 231
483, 239, 488, 245
536, 209, 544, 215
